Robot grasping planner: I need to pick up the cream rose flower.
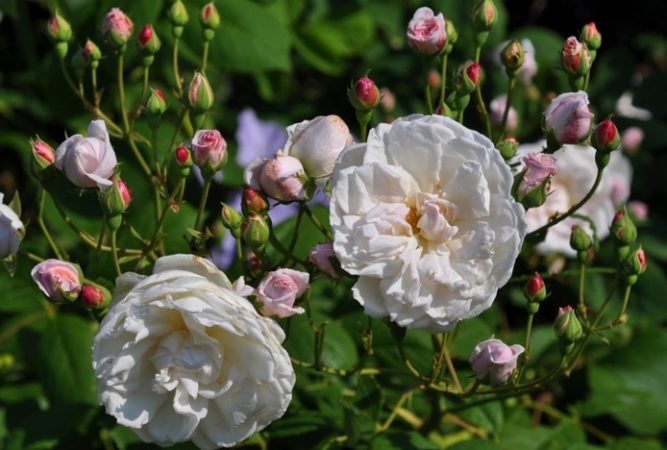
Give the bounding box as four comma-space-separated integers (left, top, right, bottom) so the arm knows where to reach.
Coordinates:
518, 141, 632, 256
93, 255, 295, 449
330, 115, 526, 332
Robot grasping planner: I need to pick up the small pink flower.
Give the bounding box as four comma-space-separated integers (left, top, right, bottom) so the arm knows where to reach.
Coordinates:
628, 201, 648, 221
544, 91, 593, 144
407, 7, 446, 55
490, 95, 518, 131
255, 269, 309, 318
621, 126, 644, 154
469, 338, 524, 386
191, 129, 227, 169
309, 243, 339, 279
257, 155, 307, 202
519, 153, 556, 196
31, 259, 81, 303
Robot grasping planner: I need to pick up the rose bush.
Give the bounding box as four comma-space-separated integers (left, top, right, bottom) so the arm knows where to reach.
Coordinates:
92, 255, 295, 449
330, 115, 526, 332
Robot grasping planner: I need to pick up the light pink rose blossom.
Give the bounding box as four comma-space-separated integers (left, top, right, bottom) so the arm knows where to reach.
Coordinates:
30, 259, 81, 302
469, 338, 524, 386
55, 120, 117, 189
309, 243, 339, 279
248, 155, 307, 202
544, 91, 593, 144
621, 126, 644, 154
191, 129, 227, 168
102, 8, 133, 41
255, 269, 309, 318
407, 7, 446, 55
519, 153, 556, 196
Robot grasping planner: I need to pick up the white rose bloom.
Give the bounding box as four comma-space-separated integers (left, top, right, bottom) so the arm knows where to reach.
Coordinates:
0, 193, 24, 259
330, 115, 526, 332
518, 141, 632, 256
93, 255, 295, 449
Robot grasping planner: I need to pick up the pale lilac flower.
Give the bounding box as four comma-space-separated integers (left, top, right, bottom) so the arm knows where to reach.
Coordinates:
469, 338, 524, 385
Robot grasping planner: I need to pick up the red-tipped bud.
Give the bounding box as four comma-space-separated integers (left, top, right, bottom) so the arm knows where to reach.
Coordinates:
31, 138, 55, 169
82, 40, 102, 66
118, 180, 132, 208
561, 36, 591, 76
80, 282, 111, 309
175, 145, 192, 166
138, 24, 161, 54
496, 136, 518, 160
472, 0, 497, 32
592, 119, 621, 153
349, 76, 381, 110
242, 187, 269, 216
455, 62, 481, 95
47, 13, 72, 43
580, 22, 601, 51
201, 2, 221, 29
623, 247, 647, 286
611, 207, 637, 245
554, 306, 583, 348
524, 272, 546, 303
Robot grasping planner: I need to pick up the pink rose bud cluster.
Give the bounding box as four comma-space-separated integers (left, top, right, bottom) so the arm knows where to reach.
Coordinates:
309, 243, 340, 279
543, 91, 593, 147
102, 8, 134, 49
0, 193, 24, 259
406, 7, 446, 55
31, 259, 81, 303
621, 127, 643, 154
592, 119, 620, 153
469, 338, 524, 386
191, 129, 227, 177
255, 269, 309, 318
513, 153, 556, 208
55, 120, 117, 190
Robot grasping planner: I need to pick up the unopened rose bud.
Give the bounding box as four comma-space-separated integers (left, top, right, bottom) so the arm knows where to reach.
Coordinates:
242, 214, 270, 251
167, 0, 189, 37
258, 155, 308, 203
31, 259, 82, 303
79, 282, 111, 309
407, 7, 446, 55
489, 95, 518, 132
561, 36, 591, 78
174, 144, 192, 168
242, 187, 269, 215
455, 61, 481, 95
469, 338, 524, 386
621, 127, 643, 154
0, 193, 24, 259
471, 0, 497, 45
379, 88, 396, 113
309, 243, 340, 279
570, 225, 592, 262
554, 306, 583, 347
187, 71, 214, 115
623, 247, 647, 285
221, 204, 243, 238
144, 88, 168, 126
349, 76, 381, 110
102, 8, 134, 49
524, 272, 547, 304
31, 138, 55, 169
82, 40, 102, 68
100, 176, 131, 220
443, 19, 458, 54
513, 153, 556, 208
580, 22, 601, 51
201, 2, 221, 33
285, 115, 353, 182
592, 119, 620, 153
138, 24, 161, 56
191, 129, 227, 177
496, 136, 518, 160
543, 91, 593, 147
501, 39, 525, 76
47, 13, 72, 43
256, 268, 309, 318
611, 207, 637, 245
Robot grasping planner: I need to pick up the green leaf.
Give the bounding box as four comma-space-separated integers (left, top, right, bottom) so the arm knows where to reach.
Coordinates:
370, 432, 439, 450
580, 328, 667, 435
19, 314, 97, 406
608, 437, 666, 450
321, 323, 358, 370
210, 0, 291, 73
460, 400, 504, 434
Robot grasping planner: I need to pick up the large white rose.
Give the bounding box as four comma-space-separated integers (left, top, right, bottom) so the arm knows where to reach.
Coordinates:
330, 115, 526, 333
93, 255, 295, 449
519, 141, 632, 256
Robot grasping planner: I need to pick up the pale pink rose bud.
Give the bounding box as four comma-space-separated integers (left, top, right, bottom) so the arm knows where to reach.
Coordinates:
31, 259, 81, 303
407, 7, 446, 55
469, 338, 524, 386
102, 8, 134, 48
561, 36, 585, 75
191, 129, 227, 175
309, 243, 339, 279
54, 120, 117, 189
349, 76, 381, 110
256, 268, 309, 318
621, 126, 644, 154
489, 95, 518, 131
259, 155, 307, 202
519, 153, 556, 197
31, 138, 55, 168
286, 115, 353, 181
543, 91, 593, 145
628, 201, 648, 221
